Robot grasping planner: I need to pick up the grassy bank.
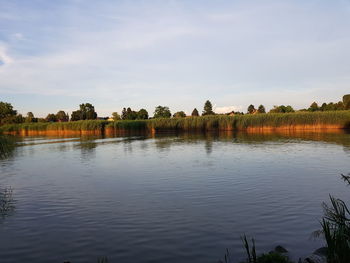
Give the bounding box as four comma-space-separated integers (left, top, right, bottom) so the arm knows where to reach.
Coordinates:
0, 120, 109, 135
1, 111, 349, 135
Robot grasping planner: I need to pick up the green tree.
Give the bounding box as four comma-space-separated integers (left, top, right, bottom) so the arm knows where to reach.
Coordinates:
247, 104, 256, 114
112, 112, 121, 121
153, 106, 171, 118
137, 109, 148, 120
70, 110, 82, 121
284, 105, 295, 113
46, 113, 57, 122
70, 103, 97, 121
79, 103, 97, 120
320, 103, 327, 111
308, 102, 319, 112
173, 111, 186, 118
126, 107, 137, 120
257, 105, 266, 113
343, 94, 350, 110
121, 108, 127, 120
0, 102, 17, 124
336, 101, 345, 110
269, 105, 295, 113
25, 112, 36, 123
191, 108, 199, 117
56, 111, 69, 122
202, 100, 214, 115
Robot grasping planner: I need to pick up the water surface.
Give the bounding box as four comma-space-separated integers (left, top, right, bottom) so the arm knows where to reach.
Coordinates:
0, 132, 349, 263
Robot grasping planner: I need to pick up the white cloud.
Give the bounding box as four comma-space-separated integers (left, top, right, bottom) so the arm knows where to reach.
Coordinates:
0, 0, 350, 117
214, 105, 243, 114
0, 44, 14, 65
11, 33, 24, 41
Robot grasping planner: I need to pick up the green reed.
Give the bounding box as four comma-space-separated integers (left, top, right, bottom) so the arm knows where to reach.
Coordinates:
1, 111, 349, 134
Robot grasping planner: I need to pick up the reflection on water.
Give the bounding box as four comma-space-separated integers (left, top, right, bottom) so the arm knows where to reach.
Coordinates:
0, 187, 15, 219
0, 131, 349, 263
0, 136, 15, 159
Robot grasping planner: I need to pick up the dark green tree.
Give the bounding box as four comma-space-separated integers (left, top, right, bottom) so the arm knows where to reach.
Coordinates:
0, 102, 17, 124
336, 101, 345, 110
269, 105, 295, 113
71, 110, 82, 121
56, 111, 69, 122
320, 103, 327, 111
191, 108, 199, 117
343, 94, 350, 110
125, 107, 137, 120
46, 113, 57, 122
247, 104, 256, 114
153, 106, 171, 118
173, 111, 186, 118
308, 102, 319, 112
79, 103, 97, 120
121, 108, 127, 120
137, 109, 149, 119
257, 105, 266, 113
202, 100, 214, 115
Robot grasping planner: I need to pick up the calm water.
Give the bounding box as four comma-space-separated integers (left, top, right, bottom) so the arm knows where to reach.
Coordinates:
0, 132, 349, 263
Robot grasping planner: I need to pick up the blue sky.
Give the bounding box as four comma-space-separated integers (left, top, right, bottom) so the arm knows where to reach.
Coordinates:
0, 0, 349, 117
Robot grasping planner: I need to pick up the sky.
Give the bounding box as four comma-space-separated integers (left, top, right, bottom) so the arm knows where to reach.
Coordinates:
0, 0, 350, 117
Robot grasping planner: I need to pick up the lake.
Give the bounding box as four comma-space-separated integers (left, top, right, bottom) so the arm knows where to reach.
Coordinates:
0, 131, 349, 263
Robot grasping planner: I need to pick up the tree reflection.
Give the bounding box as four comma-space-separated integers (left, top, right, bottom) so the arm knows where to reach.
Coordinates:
0, 136, 15, 159
0, 187, 15, 219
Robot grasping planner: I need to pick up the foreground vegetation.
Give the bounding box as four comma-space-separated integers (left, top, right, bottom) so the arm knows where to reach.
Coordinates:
1, 111, 349, 134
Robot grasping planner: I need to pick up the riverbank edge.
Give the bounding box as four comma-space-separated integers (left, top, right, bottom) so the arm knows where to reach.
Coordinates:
1, 111, 350, 136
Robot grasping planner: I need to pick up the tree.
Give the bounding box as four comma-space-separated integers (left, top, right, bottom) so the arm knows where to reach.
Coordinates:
257, 105, 266, 113
269, 105, 295, 113
153, 106, 171, 118
46, 113, 57, 122
112, 112, 121, 121
0, 102, 17, 121
173, 111, 186, 118
308, 102, 319, 112
79, 103, 97, 120
343, 94, 350, 110
25, 112, 36, 123
336, 101, 345, 110
56, 111, 69, 122
202, 100, 214, 115
71, 110, 82, 121
191, 108, 199, 117
70, 103, 97, 121
137, 109, 148, 120
284, 105, 295, 113
247, 104, 256, 114
320, 103, 327, 111
125, 107, 137, 120
121, 108, 127, 120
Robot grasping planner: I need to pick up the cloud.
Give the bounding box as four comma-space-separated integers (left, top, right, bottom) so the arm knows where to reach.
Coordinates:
0, 0, 350, 117
214, 105, 243, 114
0, 45, 14, 65
11, 33, 24, 41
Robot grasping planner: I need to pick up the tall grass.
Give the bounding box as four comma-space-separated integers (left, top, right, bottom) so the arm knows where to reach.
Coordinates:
1, 111, 349, 134
148, 111, 350, 131
320, 173, 350, 263
0, 120, 109, 133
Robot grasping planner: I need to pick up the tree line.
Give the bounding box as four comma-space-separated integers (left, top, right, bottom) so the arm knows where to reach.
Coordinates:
0, 95, 349, 125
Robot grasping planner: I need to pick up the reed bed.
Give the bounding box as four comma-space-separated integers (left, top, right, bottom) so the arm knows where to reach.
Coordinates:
0, 120, 108, 134
0, 111, 349, 135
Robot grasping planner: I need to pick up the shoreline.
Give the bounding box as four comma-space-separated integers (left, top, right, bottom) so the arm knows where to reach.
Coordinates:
1, 111, 349, 136
1, 124, 348, 136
